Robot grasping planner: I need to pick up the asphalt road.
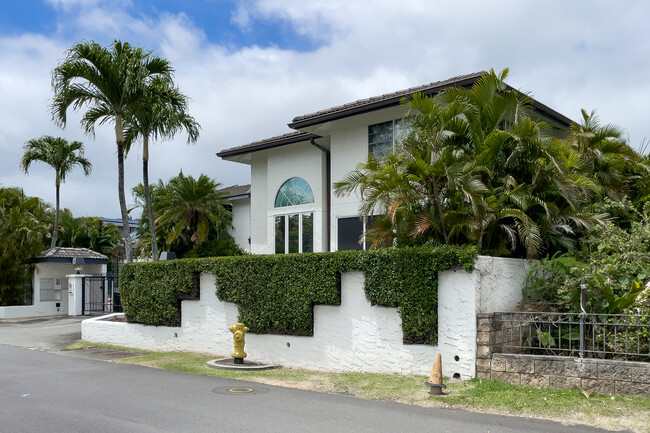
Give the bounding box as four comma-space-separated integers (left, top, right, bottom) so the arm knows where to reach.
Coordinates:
0, 315, 85, 351
0, 344, 613, 433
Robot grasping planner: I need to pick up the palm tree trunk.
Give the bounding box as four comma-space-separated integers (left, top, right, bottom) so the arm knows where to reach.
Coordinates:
52, 179, 60, 249
142, 135, 158, 261
115, 114, 133, 263
431, 178, 449, 244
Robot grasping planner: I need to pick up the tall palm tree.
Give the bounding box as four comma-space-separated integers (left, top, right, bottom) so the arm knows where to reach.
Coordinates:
51, 40, 173, 262
123, 76, 200, 261
156, 173, 231, 247
20, 136, 91, 248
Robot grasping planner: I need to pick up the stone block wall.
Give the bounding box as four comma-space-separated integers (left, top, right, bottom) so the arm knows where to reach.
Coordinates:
491, 354, 650, 397
476, 314, 650, 397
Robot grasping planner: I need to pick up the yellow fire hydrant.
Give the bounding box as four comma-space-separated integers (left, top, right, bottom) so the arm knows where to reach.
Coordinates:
228, 322, 249, 364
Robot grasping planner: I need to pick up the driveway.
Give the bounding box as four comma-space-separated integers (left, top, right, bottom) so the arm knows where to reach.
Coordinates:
0, 315, 85, 351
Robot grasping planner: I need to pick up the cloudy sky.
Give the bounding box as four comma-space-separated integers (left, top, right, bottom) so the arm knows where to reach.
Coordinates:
1, 0, 648, 219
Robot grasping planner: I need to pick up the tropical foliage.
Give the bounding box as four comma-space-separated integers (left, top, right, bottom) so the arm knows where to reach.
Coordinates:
0, 187, 53, 305
524, 204, 650, 315
335, 68, 649, 259
52, 40, 174, 262
131, 173, 239, 260
20, 136, 91, 248
123, 76, 200, 261
55, 209, 123, 256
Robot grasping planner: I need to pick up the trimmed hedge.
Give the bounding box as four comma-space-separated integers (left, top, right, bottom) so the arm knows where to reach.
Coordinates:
119, 245, 476, 344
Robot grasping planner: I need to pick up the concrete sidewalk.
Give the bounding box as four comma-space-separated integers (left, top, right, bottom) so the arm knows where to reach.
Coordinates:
0, 315, 86, 351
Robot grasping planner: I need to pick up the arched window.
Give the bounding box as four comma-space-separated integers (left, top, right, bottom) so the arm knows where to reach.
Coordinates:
274, 177, 314, 207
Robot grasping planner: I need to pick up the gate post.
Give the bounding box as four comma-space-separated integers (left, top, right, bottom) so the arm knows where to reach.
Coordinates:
66, 274, 87, 316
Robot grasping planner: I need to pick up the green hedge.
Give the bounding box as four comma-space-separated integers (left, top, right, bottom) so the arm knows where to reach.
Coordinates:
120, 259, 202, 326
119, 245, 475, 344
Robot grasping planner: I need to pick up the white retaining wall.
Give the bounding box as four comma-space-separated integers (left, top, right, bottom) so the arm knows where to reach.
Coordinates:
83, 256, 528, 378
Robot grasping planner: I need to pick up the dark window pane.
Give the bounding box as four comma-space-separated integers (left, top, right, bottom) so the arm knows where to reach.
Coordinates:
275, 216, 285, 254
368, 121, 393, 158
394, 117, 412, 146
288, 214, 299, 253
302, 213, 313, 253
337, 217, 363, 251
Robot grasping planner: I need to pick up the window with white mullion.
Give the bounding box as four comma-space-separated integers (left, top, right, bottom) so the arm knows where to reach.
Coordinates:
275, 212, 313, 254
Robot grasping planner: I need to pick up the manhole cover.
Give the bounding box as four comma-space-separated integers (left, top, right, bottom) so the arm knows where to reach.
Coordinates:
212, 386, 270, 395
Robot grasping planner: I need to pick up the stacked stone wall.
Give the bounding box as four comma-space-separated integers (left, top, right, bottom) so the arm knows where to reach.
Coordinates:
476, 314, 650, 397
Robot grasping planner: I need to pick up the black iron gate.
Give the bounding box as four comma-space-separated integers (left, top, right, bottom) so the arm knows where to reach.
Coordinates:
81, 275, 121, 315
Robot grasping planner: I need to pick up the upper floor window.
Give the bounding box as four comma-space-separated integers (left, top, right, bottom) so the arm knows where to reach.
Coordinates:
274, 177, 314, 207
368, 118, 412, 159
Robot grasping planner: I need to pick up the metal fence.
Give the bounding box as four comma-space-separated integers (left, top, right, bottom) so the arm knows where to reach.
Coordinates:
495, 312, 650, 362
81, 274, 121, 315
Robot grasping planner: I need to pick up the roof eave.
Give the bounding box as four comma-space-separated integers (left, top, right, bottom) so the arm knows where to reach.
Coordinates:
34, 257, 108, 264
288, 74, 483, 130
217, 132, 320, 159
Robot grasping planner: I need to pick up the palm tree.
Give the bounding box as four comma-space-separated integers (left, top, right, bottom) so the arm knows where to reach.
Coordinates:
335, 91, 488, 248
156, 173, 231, 247
20, 136, 91, 248
51, 40, 173, 262
123, 76, 200, 261
335, 69, 608, 258
568, 109, 639, 201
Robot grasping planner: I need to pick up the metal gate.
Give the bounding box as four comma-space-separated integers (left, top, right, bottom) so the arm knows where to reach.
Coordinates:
81, 275, 121, 315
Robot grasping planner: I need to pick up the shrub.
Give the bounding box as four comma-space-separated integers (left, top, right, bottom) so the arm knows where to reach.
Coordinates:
524, 212, 650, 314
119, 246, 476, 344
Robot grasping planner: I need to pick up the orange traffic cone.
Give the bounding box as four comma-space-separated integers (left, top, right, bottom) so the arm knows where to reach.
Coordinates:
426, 352, 446, 395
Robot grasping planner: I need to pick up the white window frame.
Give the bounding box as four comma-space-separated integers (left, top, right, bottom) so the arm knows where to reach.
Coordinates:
275, 212, 314, 254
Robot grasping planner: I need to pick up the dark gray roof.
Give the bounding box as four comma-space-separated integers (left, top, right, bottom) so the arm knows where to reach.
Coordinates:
288, 71, 488, 129
217, 131, 318, 158
218, 71, 574, 159
218, 184, 251, 199
35, 247, 108, 263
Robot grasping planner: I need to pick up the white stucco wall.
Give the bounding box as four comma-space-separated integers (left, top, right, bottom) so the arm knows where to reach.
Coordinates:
0, 262, 105, 319
327, 106, 410, 251
250, 152, 268, 254
83, 256, 528, 378
249, 140, 327, 254
230, 198, 251, 253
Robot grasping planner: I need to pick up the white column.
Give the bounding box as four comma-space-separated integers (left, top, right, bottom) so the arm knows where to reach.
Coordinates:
66, 274, 90, 316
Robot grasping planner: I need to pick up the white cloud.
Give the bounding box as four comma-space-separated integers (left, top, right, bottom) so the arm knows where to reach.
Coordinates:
230, 5, 251, 31
1, 0, 650, 219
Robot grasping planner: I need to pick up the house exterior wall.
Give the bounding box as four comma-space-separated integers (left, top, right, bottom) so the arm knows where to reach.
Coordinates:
327, 106, 406, 250
230, 198, 251, 253
0, 262, 105, 318
250, 152, 268, 254
83, 256, 527, 377
250, 140, 327, 254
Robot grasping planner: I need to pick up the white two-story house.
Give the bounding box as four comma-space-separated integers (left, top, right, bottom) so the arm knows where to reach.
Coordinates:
217, 71, 573, 254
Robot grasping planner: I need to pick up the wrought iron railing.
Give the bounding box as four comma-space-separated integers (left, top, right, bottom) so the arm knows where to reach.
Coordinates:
494, 312, 650, 362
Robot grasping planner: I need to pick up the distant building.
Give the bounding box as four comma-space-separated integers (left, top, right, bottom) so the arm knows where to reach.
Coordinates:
100, 217, 139, 234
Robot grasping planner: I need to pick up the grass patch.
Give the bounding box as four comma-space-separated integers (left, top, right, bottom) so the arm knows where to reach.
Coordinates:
63, 342, 650, 433
440, 378, 650, 432
62, 341, 147, 353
